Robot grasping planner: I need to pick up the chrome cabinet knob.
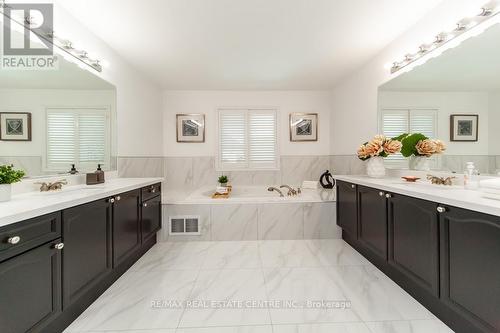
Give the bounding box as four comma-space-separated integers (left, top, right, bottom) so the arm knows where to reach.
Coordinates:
437, 206, 447, 213
53, 243, 64, 250
385, 193, 392, 198
108, 198, 115, 203
143, 203, 148, 207
351, 184, 355, 189
379, 191, 384, 197
151, 188, 156, 193
7, 236, 21, 245
116, 196, 121, 201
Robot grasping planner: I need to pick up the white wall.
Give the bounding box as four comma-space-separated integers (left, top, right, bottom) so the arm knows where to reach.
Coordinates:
489, 92, 500, 155
378, 91, 490, 155
330, 0, 487, 155
0, 89, 116, 156
163, 90, 331, 157
50, 2, 163, 157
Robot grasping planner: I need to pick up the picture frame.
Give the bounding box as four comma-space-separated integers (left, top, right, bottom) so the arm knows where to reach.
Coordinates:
290, 113, 318, 142
0, 112, 32, 141
176, 114, 205, 143
450, 114, 478, 142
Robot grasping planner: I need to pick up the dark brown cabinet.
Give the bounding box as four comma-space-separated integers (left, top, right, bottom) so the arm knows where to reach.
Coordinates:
336, 181, 358, 238
113, 190, 141, 267
357, 186, 388, 260
0, 241, 62, 333
439, 206, 500, 333
388, 194, 439, 296
141, 195, 162, 243
62, 198, 113, 308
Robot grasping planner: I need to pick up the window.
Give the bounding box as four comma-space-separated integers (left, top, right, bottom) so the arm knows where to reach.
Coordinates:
217, 108, 278, 170
380, 108, 438, 167
46, 108, 111, 171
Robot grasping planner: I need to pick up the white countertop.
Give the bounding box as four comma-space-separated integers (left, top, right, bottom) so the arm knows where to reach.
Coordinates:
335, 175, 500, 217
0, 178, 164, 228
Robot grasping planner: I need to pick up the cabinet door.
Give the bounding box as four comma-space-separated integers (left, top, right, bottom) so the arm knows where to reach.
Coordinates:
62, 199, 112, 309
113, 190, 141, 267
388, 194, 439, 296
357, 186, 387, 260
141, 196, 162, 243
0, 241, 62, 333
336, 181, 358, 237
440, 206, 500, 333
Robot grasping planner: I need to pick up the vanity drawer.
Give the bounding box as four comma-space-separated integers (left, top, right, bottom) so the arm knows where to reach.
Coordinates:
142, 183, 161, 202
0, 212, 61, 262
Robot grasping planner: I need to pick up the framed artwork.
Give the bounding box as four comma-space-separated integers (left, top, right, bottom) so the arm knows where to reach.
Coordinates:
290, 113, 318, 142
176, 114, 205, 143
0, 112, 32, 141
450, 114, 478, 142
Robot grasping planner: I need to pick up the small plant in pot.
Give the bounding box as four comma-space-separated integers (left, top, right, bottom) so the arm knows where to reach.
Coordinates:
397, 133, 446, 171
218, 175, 229, 187
357, 135, 402, 178
0, 165, 25, 202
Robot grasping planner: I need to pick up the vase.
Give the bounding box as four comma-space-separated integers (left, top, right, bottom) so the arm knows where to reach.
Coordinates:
366, 157, 386, 178
410, 156, 431, 171
0, 184, 12, 202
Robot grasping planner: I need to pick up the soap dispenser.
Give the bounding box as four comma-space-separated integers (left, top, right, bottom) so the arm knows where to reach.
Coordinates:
464, 162, 479, 190
96, 164, 105, 183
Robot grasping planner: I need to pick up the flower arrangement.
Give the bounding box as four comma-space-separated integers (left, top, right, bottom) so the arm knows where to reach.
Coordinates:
0, 164, 25, 185
396, 133, 446, 157
357, 135, 402, 161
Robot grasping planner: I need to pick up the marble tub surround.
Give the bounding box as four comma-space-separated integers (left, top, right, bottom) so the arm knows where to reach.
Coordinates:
160, 201, 340, 242
0, 177, 163, 227
63, 240, 454, 333
335, 175, 500, 217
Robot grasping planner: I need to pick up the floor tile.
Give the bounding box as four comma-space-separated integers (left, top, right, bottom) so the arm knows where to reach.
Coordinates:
179, 269, 271, 328
326, 266, 434, 321
305, 239, 373, 267
263, 267, 361, 324
365, 319, 455, 333
201, 241, 261, 269
259, 240, 323, 268
130, 241, 212, 271
273, 322, 371, 333
65, 270, 198, 331
176, 325, 273, 333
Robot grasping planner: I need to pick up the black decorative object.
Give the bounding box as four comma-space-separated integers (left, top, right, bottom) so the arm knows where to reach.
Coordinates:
319, 170, 335, 189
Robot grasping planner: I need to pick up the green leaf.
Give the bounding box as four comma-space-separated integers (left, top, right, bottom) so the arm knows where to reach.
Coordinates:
401, 133, 428, 157
218, 175, 228, 184
393, 133, 409, 142
0, 165, 25, 184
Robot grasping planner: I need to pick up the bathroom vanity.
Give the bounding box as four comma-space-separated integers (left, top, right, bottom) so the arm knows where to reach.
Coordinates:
336, 176, 500, 333
0, 179, 162, 333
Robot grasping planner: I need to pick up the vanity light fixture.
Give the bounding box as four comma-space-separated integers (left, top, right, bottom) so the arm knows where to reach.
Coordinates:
389, 2, 500, 74
0, 7, 103, 72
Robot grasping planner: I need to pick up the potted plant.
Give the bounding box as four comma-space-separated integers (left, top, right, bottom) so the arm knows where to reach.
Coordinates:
397, 133, 446, 171
0, 165, 25, 202
218, 175, 229, 187
357, 135, 402, 178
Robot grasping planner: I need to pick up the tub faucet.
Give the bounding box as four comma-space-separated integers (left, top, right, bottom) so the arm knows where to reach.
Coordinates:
268, 187, 284, 197
280, 185, 297, 196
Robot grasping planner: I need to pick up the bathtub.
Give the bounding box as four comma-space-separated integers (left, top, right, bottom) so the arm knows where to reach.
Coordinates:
164, 185, 336, 204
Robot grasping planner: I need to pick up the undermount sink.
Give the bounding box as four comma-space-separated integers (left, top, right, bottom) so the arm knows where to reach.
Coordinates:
32, 186, 105, 196
396, 181, 461, 190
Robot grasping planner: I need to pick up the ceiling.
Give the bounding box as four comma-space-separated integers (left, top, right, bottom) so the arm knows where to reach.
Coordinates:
380, 23, 500, 92
59, 0, 443, 90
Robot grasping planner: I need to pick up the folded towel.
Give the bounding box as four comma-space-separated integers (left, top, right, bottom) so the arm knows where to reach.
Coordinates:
480, 179, 500, 191
302, 181, 319, 189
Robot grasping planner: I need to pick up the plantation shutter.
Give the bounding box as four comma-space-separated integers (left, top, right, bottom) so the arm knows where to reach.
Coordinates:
46, 108, 110, 171
381, 109, 409, 164
410, 109, 437, 138
218, 108, 278, 170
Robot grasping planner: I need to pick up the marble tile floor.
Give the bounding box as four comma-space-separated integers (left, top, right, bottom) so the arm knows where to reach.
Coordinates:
64, 240, 454, 333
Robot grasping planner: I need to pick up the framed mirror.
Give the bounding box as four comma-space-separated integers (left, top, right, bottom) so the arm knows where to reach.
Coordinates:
378, 23, 500, 175
0, 28, 117, 178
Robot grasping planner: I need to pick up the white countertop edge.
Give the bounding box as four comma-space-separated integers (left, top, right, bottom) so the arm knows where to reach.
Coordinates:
0, 178, 164, 228
335, 175, 500, 217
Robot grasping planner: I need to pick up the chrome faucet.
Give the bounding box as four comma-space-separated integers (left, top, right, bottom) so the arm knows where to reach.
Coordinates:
280, 185, 297, 196
268, 187, 284, 197
35, 179, 68, 192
